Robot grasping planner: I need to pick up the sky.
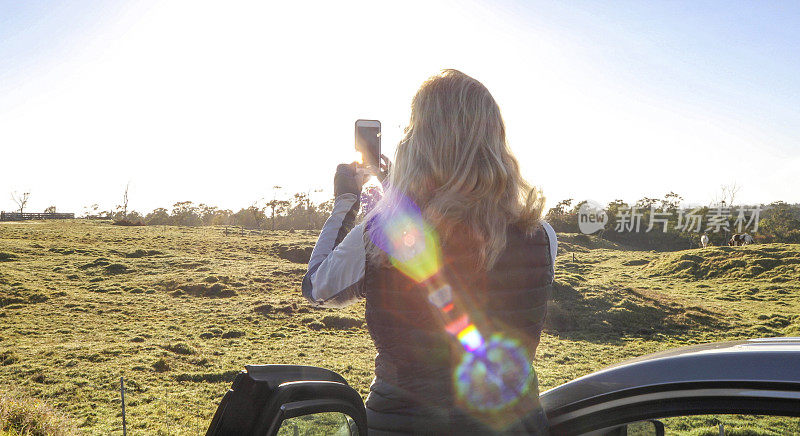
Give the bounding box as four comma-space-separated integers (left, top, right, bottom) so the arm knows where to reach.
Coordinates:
1, 0, 798, 215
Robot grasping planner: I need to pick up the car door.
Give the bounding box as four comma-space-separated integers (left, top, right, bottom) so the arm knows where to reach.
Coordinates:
205, 364, 367, 436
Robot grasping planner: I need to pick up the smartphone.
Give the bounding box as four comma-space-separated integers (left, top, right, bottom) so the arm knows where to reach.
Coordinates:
355, 119, 381, 169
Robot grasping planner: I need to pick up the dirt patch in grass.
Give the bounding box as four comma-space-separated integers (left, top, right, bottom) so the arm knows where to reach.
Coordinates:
173, 283, 236, 298
273, 243, 313, 263
0, 252, 19, 262
253, 303, 273, 316
1, 351, 19, 365
153, 357, 171, 372
221, 330, 245, 339
78, 257, 110, 269
124, 249, 163, 258
622, 259, 649, 266
162, 342, 196, 355
104, 263, 130, 274
174, 370, 240, 383
321, 315, 364, 330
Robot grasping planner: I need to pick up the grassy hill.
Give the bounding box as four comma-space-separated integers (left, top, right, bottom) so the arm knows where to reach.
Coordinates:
0, 221, 798, 434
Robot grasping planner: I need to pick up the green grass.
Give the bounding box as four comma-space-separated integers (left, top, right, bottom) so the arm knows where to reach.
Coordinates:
0, 221, 798, 434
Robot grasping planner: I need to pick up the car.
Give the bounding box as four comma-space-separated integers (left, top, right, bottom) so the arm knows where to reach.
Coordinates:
205, 337, 800, 435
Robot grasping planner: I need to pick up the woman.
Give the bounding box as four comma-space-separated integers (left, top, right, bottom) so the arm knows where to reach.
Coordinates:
302, 69, 556, 434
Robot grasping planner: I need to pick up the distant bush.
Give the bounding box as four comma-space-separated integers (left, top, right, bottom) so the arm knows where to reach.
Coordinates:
112, 210, 144, 226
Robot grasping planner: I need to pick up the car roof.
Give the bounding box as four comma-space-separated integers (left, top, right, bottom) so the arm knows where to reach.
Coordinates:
540, 337, 800, 413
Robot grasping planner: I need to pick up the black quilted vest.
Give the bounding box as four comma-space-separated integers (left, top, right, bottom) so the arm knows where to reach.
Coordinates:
363, 223, 554, 425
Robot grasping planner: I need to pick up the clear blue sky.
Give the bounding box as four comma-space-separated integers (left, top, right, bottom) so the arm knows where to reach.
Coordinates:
1, 1, 798, 214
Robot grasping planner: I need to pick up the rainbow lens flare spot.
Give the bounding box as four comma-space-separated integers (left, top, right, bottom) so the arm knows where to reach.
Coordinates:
457, 324, 484, 352
367, 193, 442, 283
445, 315, 469, 336
427, 284, 453, 309
454, 335, 532, 411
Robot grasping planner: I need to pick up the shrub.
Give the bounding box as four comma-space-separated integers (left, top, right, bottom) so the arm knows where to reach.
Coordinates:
0, 393, 76, 435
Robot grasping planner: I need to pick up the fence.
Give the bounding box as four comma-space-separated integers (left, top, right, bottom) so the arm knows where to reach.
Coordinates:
0, 212, 75, 221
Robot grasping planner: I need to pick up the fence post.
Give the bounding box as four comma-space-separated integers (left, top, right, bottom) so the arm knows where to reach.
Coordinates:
120, 377, 127, 436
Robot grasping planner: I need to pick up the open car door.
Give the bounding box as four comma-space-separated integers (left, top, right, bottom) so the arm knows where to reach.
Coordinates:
205, 365, 367, 436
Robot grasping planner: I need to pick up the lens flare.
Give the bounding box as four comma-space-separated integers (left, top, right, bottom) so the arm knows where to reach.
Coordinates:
367, 193, 442, 283
368, 192, 537, 423
456, 324, 484, 352
445, 315, 470, 336
454, 334, 532, 412
427, 284, 453, 308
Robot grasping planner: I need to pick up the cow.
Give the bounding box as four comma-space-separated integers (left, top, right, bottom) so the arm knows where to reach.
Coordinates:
729, 233, 755, 246
700, 234, 709, 248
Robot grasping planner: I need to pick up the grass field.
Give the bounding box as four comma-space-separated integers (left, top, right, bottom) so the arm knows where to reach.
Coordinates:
0, 221, 798, 435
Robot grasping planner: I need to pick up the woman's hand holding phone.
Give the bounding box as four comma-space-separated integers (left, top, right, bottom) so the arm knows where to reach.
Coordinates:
334, 162, 371, 197
376, 154, 391, 183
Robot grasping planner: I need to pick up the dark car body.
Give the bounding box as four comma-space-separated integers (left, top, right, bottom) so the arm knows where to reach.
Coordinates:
207, 337, 800, 435
541, 337, 800, 434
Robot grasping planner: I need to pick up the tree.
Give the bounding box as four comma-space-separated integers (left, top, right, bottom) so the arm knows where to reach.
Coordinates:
171, 201, 201, 226
635, 197, 659, 210
759, 202, 800, 243
81, 204, 100, 218
121, 183, 130, 217
714, 182, 741, 207
547, 199, 573, 217
306, 189, 323, 229
544, 198, 577, 233
44, 205, 57, 214
266, 198, 290, 230
232, 205, 267, 229
660, 192, 683, 211
10, 191, 30, 214
145, 208, 171, 225
113, 183, 131, 221
266, 186, 290, 230
198, 204, 232, 226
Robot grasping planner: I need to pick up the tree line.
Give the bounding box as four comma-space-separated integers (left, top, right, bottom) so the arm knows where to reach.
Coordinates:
94, 186, 385, 230
10, 187, 799, 244
545, 193, 800, 249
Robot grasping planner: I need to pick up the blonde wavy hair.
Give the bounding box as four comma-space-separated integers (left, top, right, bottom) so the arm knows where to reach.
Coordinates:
369, 69, 544, 269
